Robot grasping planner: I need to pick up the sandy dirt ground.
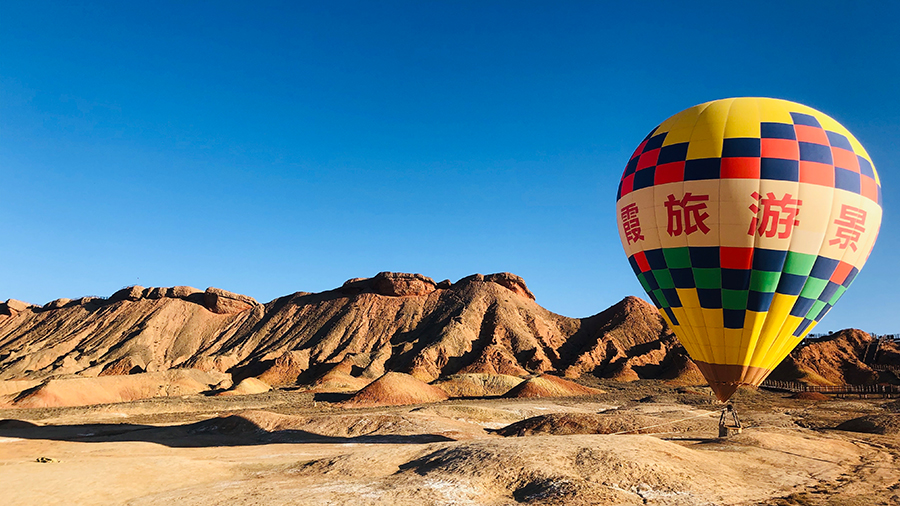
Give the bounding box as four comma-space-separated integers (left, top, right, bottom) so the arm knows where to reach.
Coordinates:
1, 381, 898, 506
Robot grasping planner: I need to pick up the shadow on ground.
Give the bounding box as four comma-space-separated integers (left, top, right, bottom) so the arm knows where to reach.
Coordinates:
0, 416, 454, 448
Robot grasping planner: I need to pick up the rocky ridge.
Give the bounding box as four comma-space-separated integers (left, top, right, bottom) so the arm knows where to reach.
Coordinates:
0, 272, 685, 388
771, 329, 900, 385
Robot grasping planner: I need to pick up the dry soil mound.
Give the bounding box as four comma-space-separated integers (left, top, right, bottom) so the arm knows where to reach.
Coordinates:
367, 434, 861, 506
431, 373, 524, 398
503, 374, 604, 398
185, 409, 484, 441
308, 369, 372, 393
494, 412, 713, 436
11, 369, 228, 408
187, 413, 269, 437
341, 372, 448, 407
791, 391, 830, 401
216, 377, 271, 396
882, 400, 900, 413
835, 414, 900, 435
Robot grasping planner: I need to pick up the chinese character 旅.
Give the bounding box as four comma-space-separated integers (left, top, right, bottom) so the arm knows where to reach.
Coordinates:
664, 192, 710, 237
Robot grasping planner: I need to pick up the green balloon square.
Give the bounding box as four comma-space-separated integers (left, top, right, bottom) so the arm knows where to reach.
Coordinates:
637, 273, 651, 292
693, 268, 722, 289
799, 277, 828, 299
652, 289, 669, 308
807, 299, 827, 319
783, 251, 817, 276
722, 289, 749, 310
662, 247, 691, 269
652, 269, 675, 289
750, 270, 780, 293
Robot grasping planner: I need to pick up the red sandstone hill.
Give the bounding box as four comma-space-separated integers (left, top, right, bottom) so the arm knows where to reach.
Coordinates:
770, 329, 900, 386
0, 272, 691, 390
502, 374, 605, 398
2, 271, 891, 409
341, 372, 449, 407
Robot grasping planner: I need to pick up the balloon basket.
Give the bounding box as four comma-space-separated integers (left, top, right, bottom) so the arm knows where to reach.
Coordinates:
718, 403, 742, 438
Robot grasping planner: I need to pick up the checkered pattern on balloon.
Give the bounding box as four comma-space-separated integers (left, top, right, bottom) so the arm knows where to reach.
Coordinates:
616, 98, 882, 401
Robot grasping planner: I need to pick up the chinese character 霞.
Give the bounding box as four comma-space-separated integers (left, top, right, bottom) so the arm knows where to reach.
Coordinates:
621, 203, 644, 244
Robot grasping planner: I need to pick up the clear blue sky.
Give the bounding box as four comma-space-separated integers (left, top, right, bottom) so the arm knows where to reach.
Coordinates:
1, 1, 897, 333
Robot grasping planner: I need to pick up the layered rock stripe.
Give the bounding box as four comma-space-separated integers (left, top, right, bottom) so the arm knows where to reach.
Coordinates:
616, 97, 882, 400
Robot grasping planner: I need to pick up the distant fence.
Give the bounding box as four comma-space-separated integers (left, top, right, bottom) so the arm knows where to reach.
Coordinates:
803, 333, 899, 341
760, 379, 900, 397
871, 364, 900, 373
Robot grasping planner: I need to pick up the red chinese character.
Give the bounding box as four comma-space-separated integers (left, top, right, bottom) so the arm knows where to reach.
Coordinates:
829, 204, 866, 252
621, 203, 644, 244
748, 192, 802, 238
664, 192, 710, 237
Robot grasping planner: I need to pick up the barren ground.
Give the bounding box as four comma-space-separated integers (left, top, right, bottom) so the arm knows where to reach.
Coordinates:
1, 381, 898, 506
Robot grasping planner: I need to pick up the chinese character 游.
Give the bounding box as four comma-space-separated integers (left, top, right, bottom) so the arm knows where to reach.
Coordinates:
748, 192, 802, 239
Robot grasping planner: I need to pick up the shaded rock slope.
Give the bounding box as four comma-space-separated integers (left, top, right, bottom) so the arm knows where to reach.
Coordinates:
771, 329, 900, 386
0, 272, 691, 387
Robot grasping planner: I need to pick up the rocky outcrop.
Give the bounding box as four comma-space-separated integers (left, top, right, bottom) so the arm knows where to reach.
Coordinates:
561, 296, 682, 379
457, 345, 530, 376
771, 329, 899, 385
3, 270, 891, 409
204, 287, 258, 314
43, 298, 74, 310
99, 355, 146, 376
5, 299, 34, 313
373, 272, 437, 297
1, 299, 36, 317
145, 287, 168, 299
484, 272, 535, 300
109, 285, 145, 303
255, 350, 311, 386
169, 285, 202, 299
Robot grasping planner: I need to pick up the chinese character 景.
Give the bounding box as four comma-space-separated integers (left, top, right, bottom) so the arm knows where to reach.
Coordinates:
829, 204, 866, 252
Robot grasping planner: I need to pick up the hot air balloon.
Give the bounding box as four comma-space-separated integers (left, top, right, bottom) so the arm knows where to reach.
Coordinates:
616, 97, 882, 402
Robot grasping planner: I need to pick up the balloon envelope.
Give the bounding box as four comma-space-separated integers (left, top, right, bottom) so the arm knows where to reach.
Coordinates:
616, 98, 882, 401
